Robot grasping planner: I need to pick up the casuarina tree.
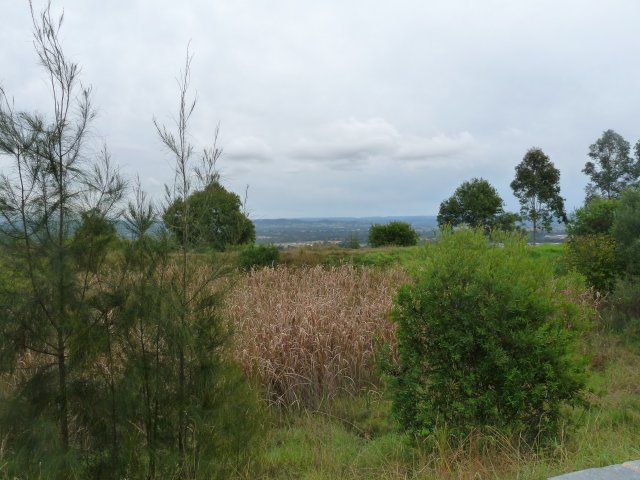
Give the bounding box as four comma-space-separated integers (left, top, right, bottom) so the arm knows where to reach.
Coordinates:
0, 3, 125, 477
511, 148, 566, 244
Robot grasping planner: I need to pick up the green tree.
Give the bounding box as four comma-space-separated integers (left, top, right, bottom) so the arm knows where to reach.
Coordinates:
564, 234, 620, 293
583, 129, 640, 200
612, 186, 640, 276
151, 48, 262, 477
368, 221, 419, 247
566, 197, 619, 237
0, 4, 125, 477
564, 198, 621, 293
511, 148, 567, 244
388, 229, 591, 442
109, 193, 262, 479
437, 177, 517, 232
163, 181, 255, 251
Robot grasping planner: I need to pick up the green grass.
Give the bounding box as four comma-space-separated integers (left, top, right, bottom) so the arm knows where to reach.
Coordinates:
245, 331, 640, 479
238, 238, 640, 480
278, 244, 425, 269
279, 241, 566, 271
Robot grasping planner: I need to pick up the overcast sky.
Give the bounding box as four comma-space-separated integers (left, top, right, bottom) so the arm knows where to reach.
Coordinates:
2, 1, 640, 218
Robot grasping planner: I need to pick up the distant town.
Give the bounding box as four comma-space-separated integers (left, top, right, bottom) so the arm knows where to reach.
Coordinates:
253, 216, 568, 247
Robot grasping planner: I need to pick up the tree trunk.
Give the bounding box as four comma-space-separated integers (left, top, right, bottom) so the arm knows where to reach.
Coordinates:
57, 336, 69, 450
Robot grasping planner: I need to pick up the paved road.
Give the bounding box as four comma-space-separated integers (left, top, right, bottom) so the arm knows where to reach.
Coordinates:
550, 461, 640, 479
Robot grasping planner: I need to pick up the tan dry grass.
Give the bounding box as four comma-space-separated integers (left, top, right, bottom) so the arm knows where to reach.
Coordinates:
226, 265, 409, 407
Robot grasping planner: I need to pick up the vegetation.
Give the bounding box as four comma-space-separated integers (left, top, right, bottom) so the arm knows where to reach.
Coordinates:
226, 265, 408, 407
583, 129, 640, 200
566, 196, 618, 237
2, 3, 640, 480
164, 181, 255, 251
0, 7, 260, 478
564, 234, 620, 293
511, 147, 567, 244
237, 244, 280, 270
149, 45, 262, 478
564, 186, 640, 292
611, 187, 640, 276
0, 5, 126, 477
220, 243, 639, 479
368, 221, 419, 247
437, 177, 518, 232
389, 229, 592, 441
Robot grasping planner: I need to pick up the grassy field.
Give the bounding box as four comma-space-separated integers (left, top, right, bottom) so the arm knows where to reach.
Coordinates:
238, 332, 640, 479
225, 241, 640, 479
3, 241, 638, 479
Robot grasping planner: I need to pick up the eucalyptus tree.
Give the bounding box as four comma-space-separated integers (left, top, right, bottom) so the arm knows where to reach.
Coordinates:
0, 3, 124, 477
584, 129, 640, 200
511, 148, 566, 245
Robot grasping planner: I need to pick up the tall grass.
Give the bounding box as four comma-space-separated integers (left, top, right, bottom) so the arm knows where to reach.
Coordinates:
226, 265, 409, 407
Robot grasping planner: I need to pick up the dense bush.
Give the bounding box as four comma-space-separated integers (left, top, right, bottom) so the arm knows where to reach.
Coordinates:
163, 182, 255, 251
566, 197, 618, 237
603, 277, 640, 333
389, 229, 592, 441
237, 244, 280, 270
612, 187, 640, 276
368, 221, 419, 247
564, 234, 620, 293
565, 188, 640, 284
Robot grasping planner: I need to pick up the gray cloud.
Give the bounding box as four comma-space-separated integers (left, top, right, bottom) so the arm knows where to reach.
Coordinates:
225, 136, 273, 162
3, 1, 640, 217
286, 118, 481, 170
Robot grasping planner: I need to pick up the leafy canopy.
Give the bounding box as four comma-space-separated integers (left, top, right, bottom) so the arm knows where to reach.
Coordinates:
437, 177, 518, 232
566, 197, 619, 237
583, 129, 640, 200
389, 229, 591, 441
612, 186, 640, 276
163, 181, 255, 251
368, 221, 419, 247
511, 147, 566, 243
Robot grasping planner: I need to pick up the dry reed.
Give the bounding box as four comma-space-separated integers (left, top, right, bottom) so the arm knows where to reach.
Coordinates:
225, 265, 409, 408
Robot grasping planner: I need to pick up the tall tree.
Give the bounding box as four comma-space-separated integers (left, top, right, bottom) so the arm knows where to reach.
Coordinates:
148, 47, 261, 478
0, 3, 125, 477
511, 148, 566, 244
437, 177, 517, 232
583, 129, 640, 200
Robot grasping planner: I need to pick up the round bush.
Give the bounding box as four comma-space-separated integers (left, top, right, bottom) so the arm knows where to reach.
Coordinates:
389, 229, 592, 441
237, 244, 280, 270
368, 221, 419, 247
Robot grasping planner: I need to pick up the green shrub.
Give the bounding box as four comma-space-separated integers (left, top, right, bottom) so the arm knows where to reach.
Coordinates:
564, 234, 621, 293
368, 221, 419, 247
342, 232, 361, 249
603, 277, 640, 333
566, 197, 618, 237
389, 229, 592, 441
612, 187, 640, 276
237, 244, 280, 270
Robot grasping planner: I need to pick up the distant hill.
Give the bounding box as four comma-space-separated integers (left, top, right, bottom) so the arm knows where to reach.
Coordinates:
253, 216, 439, 246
